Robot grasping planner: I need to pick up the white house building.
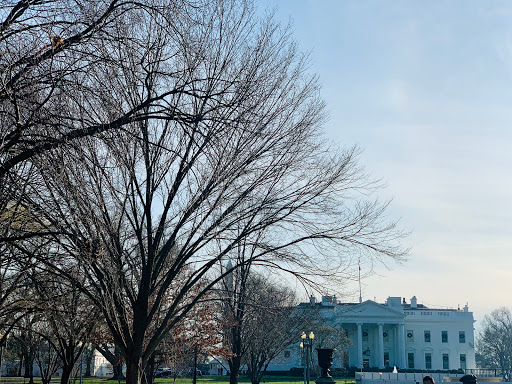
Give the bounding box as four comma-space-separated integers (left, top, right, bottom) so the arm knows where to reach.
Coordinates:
268, 296, 475, 372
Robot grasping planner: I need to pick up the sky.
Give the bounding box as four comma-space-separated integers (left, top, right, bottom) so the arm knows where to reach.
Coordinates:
258, 0, 512, 330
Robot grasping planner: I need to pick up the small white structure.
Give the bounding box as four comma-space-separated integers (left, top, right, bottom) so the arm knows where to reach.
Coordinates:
93, 350, 114, 377
208, 358, 227, 376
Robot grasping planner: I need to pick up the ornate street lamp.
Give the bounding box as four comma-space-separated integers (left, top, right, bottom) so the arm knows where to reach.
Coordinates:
77, 342, 83, 384
300, 331, 315, 384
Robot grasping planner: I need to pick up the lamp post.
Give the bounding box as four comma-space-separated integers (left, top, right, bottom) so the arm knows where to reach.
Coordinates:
300, 331, 315, 384
77, 342, 83, 384
193, 345, 198, 384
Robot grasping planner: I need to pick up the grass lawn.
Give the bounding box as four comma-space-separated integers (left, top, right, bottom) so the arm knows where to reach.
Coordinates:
0, 376, 356, 384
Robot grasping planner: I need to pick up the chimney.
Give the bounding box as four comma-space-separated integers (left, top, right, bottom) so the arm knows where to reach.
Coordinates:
321, 296, 335, 306
464, 303, 469, 312
411, 296, 417, 309
387, 297, 401, 308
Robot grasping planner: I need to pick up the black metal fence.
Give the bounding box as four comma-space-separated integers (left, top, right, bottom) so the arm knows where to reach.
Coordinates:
464, 368, 507, 378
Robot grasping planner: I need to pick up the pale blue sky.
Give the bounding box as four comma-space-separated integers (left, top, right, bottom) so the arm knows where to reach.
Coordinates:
260, 1, 512, 327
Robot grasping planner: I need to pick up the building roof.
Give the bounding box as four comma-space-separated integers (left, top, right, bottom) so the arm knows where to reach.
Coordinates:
300, 295, 469, 313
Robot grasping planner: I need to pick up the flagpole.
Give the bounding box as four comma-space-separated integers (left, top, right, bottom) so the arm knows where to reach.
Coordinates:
358, 259, 362, 303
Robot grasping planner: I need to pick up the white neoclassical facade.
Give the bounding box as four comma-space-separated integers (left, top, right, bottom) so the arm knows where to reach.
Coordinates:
269, 296, 475, 372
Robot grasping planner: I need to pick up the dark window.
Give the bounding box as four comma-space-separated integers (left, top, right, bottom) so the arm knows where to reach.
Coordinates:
408, 352, 415, 368
384, 352, 390, 368
459, 331, 466, 343
442, 331, 448, 343
424, 330, 431, 343
443, 353, 449, 370
425, 353, 432, 370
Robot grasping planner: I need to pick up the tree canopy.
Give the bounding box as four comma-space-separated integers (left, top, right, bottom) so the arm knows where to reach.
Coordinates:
1, 1, 407, 384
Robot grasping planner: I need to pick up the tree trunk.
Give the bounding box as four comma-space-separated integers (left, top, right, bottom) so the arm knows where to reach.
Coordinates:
112, 363, 123, 381
60, 364, 74, 384
85, 359, 91, 377
85, 349, 93, 377
193, 347, 198, 384
228, 356, 241, 384
18, 354, 23, 377
250, 364, 259, 384
125, 356, 143, 384
23, 352, 34, 384
249, 354, 263, 384
41, 371, 53, 384
141, 354, 155, 384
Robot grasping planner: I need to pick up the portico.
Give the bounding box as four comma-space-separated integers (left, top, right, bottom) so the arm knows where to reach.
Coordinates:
349, 322, 407, 368
339, 301, 407, 369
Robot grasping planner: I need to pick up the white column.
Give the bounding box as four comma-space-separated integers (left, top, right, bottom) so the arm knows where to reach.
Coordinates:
393, 326, 398, 367
399, 323, 406, 368
378, 323, 384, 368
357, 323, 363, 368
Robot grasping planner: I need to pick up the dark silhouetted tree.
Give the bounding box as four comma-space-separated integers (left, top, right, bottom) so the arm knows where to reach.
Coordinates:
3, 2, 407, 384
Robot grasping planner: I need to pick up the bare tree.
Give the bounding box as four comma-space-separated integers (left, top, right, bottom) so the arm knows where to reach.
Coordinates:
14, 315, 40, 384
243, 277, 302, 384
241, 282, 350, 384
216, 239, 302, 384
28, 271, 97, 384
477, 308, 512, 380
34, 330, 61, 384
4, 2, 407, 384
217, 252, 253, 384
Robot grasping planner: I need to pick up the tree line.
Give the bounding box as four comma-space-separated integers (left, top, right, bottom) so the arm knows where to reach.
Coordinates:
0, 1, 406, 384
0, 265, 314, 384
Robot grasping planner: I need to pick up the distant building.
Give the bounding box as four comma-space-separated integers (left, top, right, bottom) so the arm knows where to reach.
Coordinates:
267, 296, 475, 372
92, 350, 114, 377
208, 358, 228, 376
